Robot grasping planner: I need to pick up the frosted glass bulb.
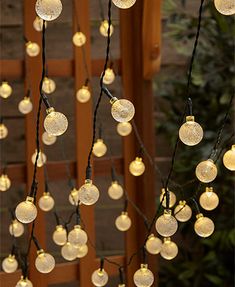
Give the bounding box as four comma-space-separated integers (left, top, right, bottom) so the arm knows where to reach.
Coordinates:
111, 98, 135, 122
199, 187, 219, 211
112, 0, 136, 9
78, 179, 100, 205
117, 122, 132, 136
174, 200, 192, 222
69, 188, 80, 206
44, 107, 68, 136
42, 77, 56, 94
9, 219, 24, 237
0, 123, 8, 139
33, 16, 47, 31
31, 149, 47, 167
93, 139, 107, 157
99, 20, 114, 37
35, 250, 55, 273
2, 254, 18, 273
155, 209, 178, 237
16, 277, 33, 287
0, 81, 12, 98
194, 213, 215, 238
223, 145, 235, 171
15, 196, 37, 224
160, 237, 178, 260
103, 68, 115, 85
133, 264, 154, 287
18, 97, 33, 114
35, 0, 62, 21
159, 188, 176, 208
91, 268, 109, 287
53, 225, 67, 246
195, 159, 218, 183
61, 242, 78, 261
73, 32, 86, 47
179, 116, 203, 146
108, 181, 124, 200
42, 131, 57, 145
0, 174, 11, 191
214, 0, 235, 15
129, 157, 145, 176
26, 41, 40, 57
115, 211, 131, 231
68, 225, 88, 248
145, 234, 162, 255
76, 85, 91, 103
76, 244, 88, 258
38, 192, 55, 211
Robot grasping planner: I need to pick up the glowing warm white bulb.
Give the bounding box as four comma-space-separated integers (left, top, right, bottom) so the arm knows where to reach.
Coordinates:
117, 122, 132, 136
69, 188, 80, 206
155, 209, 178, 237
111, 97, 135, 122
61, 242, 78, 261
195, 159, 218, 183
99, 20, 114, 37
214, 0, 235, 15
18, 97, 33, 114
145, 234, 162, 255
73, 32, 86, 47
35, 250, 55, 273
15, 196, 37, 224
194, 213, 215, 238
129, 157, 145, 176
108, 181, 124, 200
0, 174, 11, 191
16, 277, 33, 287
53, 225, 67, 246
31, 149, 47, 167
91, 268, 109, 287
42, 77, 56, 94
115, 211, 131, 231
0, 81, 12, 98
92, 139, 107, 157
0, 123, 8, 139
223, 145, 235, 171
26, 41, 40, 57
199, 187, 219, 211
42, 131, 57, 145
133, 264, 154, 287
179, 116, 203, 146
103, 68, 115, 85
160, 188, 176, 208
68, 225, 88, 248
44, 107, 68, 136
78, 179, 100, 205
160, 237, 178, 260
38, 192, 55, 211
174, 200, 192, 222
76, 244, 88, 258
33, 16, 47, 31
112, 0, 136, 9
35, 0, 63, 21
2, 254, 18, 273
76, 85, 91, 103
9, 219, 24, 237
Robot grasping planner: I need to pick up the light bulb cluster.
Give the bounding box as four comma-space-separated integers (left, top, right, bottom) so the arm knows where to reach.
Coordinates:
0, 173, 11, 191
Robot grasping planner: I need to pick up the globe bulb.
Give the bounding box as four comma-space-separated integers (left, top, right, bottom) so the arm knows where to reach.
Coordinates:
9, 219, 24, 237
129, 157, 145, 176
179, 116, 203, 146
42, 131, 57, 145
145, 234, 162, 255
117, 122, 132, 136
18, 97, 33, 114
26, 41, 40, 57
195, 159, 218, 183
76, 244, 88, 258
194, 213, 215, 238
69, 188, 80, 206
214, 0, 235, 15
0, 174, 11, 191
223, 145, 235, 171
33, 16, 47, 31
108, 181, 124, 200
42, 77, 56, 94
92, 139, 107, 157
38, 192, 55, 211
2, 254, 18, 273
68, 225, 88, 248
199, 187, 219, 211
31, 149, 47, 167
44, 107, 68, 136
35, 249, 55, 274
15, 196, 37, 224
160, 237, 178, 260
112, 0, 136, 9
155, 209, 178, 237
174, 200, 192, 222
72, 32, 86, 47
53, 225, 67, 246
159, 188, 176, 208
61, 242, 78, 261
111, 97, 135, 122
115, 211, 132, 231
78, 179, 100, 205
133, 264, 154, 287
91, 268, 109, 287
103, 68, 115, 85
99, 20, 114, 37
0, 81, 12, 98
76, 85, 91, 103
16, 277, 33, 287
0, 123, 8, 139
35, 0, 63, 21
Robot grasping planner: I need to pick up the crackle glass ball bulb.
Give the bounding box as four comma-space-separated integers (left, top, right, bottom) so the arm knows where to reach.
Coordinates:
53, 225, 67, 246
61, 242, 78, 261
33, 16, 47, 31
223, 145, 235, 171
9, 219, 24, 237
0, 81, 12, 98
18, 97, 33, 114
214, 0, 235, 15
78, 179, 100, 205
111, 98, 135, 123
99, 20, 114, 37
117, 122, 132, 136
93, 139, 107, 157
35, 250, 55, 274
0, 174, 11, 191
44, 107, 68, 136
129, 157, 145, 176
155, 209, 178, 237
31, 149, 47, 167
194, 213, 215, 238
133, 264, 154, 287
112, 0, 136, 9
174, 200, 192, 222
69, 188, 80, 206
115, 211, 131, 231
91, 268, 109, 287
42, 77, 56, 94
108, 181, 124, 200
103, 68, 115, 85
145, 234, 162, 255
35, 0, 63, 21
0, 123, 8, 139
160, 188, 176, 208
42, 131, 57, 145
179, 116, 203, 146
2, 254, 18, 273
73, 32, 86, 47
76, 85, 91, 103
160, 238, 178, 260
68, 225, 88, 248
39, 192, 55, 211
15, 196, 37, 224
76, 244, 88, 258
26, 41, 40, 57
195, 159, 218, 183
16, 277, 33, 287
199, 187, 219, 211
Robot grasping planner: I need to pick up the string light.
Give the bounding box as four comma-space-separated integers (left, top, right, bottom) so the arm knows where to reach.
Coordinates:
155, 209, 178, 237
35, 249, 55, 273
33, 16, 47, 32
99, 20, 114, 37
15, 196, 38, 224
38, 192, 55, 211
0, 81, 12, 98
194, 213, 215, 238
2, 254, 18, 273
61, 242, 78, 261
42, 77, 56, 94
69, 187, 80, 206
108, 181, 124, 200
76, 85, 91, 103
78, 179, 100, 205
160, 188, 176, 208
31, 149, 47, 167
133, 264, 154, 287
72, 32, 86, 47
129, 157, 145, 176
160, 237, 178, 260
76, 244, 88, 258
110, 97, 135, 123
53, 225, 67, 246
18, 97, 33, 114
0, 173, 11, 192
195, 159, 218, 183
42, 131, 57, 145
199, 187, 219, 211
214, 0, 235, 15
117, 122, 132, 136
16, 277, 33, 287
9, 219, 24, 237
92, 139, 107, 157
179, 116, 203, 146
91, 268, 109, 287
26, 41, 40, 57
35, 0, 63, 21
103, 68, 115, 85
115, 211, 132, 231
44, 107, 68, 136
112, 0, 136, 9
223, 145, 235, 171
145, 234, 162, 255
0, 123, 8, 139
174, 200, 192, 222
68, 225, 88, 248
